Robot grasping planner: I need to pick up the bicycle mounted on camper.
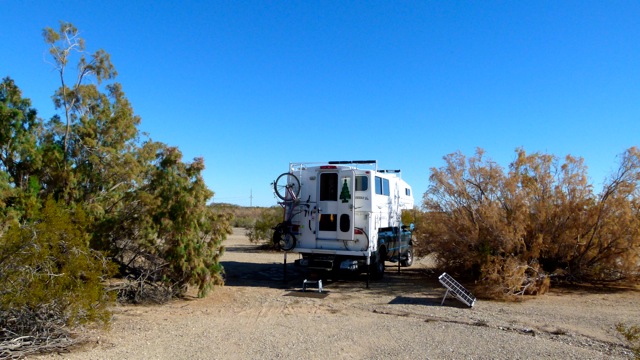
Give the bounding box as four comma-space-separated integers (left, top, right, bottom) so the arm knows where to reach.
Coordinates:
272, 172, 309, 251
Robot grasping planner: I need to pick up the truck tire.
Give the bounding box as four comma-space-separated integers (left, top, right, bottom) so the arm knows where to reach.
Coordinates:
370, 250, 385, 280
401, 247, 413, 267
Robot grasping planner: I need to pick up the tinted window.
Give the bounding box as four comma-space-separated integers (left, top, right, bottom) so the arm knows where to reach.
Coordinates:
340, 214, 350, 232
375, 176, 390, 196
319, 214, 337, 231
355, 175, 368, 191
320, 173, 338, 201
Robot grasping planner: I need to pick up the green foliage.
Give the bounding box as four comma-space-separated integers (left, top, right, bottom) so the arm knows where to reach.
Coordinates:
41, 21, 120, 205
0, 20, 231, 356
420, 148, 640, 299
0, 199, 114, 329
142, 147, 231, 297
0, 77, 42, 224
400, 208, 416, 227
247, 206, 281, 246
617, 322, 640, 359
41, 22, 231, 299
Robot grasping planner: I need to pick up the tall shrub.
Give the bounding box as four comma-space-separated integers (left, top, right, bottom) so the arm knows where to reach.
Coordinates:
420, 148, 640, 298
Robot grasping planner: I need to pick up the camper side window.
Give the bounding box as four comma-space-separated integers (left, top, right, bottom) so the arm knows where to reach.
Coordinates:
355, 175, 368, 191
375, 176, 390, 196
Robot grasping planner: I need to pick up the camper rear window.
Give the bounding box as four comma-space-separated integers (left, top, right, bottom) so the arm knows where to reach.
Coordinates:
375, 176, 390, 196
355, 176, 368, 191
320, 173, 338, 201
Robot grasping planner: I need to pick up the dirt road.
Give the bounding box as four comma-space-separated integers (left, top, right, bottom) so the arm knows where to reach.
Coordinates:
38, 228, 638, 359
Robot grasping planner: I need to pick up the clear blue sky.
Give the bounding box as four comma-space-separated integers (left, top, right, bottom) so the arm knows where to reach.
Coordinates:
2, 1, 639, 207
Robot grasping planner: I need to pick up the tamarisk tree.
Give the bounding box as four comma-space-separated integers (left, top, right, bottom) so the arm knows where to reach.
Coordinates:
420, 148, 640, 299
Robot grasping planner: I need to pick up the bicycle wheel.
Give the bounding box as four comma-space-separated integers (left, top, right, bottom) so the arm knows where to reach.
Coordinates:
272, 226, 296, 251
274, 172, 300, 200
272, 228, 283, 251
279, 231, 297, 251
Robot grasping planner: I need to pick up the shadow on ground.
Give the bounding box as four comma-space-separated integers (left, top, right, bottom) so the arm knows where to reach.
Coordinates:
221, 260, 307, 288
388, 295, 471, 308
221, 253, 462, 304
220, 232, 477, 303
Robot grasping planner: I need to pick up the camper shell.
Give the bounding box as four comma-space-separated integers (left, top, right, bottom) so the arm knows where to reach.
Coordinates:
274, 160, 415, 279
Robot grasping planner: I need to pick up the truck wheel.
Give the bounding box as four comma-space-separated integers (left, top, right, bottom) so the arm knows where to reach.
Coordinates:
401, 248, 413, 267
370, 251, 385, 280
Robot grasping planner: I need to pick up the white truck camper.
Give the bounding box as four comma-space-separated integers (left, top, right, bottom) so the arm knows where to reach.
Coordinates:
272, 160, 415, 279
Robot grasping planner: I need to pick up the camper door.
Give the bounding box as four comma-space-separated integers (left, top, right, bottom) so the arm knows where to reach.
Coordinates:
317, 170, 354, 242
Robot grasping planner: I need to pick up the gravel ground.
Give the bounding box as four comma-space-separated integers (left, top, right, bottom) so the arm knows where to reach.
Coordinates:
35, 228, 639, 359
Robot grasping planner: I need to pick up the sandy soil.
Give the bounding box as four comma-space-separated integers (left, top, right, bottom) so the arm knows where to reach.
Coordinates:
36, 228, 639, 359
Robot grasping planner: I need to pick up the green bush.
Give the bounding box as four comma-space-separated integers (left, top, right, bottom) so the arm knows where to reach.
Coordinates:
233, 215, 256, 228
0, 199, 114, 353
0, 21, 233, 356
246, 206, 281, 246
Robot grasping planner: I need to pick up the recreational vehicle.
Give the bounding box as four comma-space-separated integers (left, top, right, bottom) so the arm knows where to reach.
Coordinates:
272, 160, 415, 279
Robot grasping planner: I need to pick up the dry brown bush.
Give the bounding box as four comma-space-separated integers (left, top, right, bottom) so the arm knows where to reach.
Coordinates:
418, 147, 640, 299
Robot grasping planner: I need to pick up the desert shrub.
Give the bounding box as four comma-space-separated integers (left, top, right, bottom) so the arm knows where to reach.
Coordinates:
419, 148, 640, 299
246, 206, 281, 246
474, 256, 550, 299
37, 22, 231, 300
142, 148, 230, 297
93, 147, 231, 300
0, 199, 114, 356
233, 215, 255, 228
210, 203, 266, 228
0, 21, 233, 356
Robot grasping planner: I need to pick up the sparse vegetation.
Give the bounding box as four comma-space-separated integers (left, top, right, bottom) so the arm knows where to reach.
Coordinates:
211, 203, 266, 228
617, 322, 640, 359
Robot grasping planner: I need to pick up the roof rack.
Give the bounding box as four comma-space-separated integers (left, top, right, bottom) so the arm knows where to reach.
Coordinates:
378, 169, 401, 173
328, 160, 377, 165
328, 160, 378, 172
290, 160, 379, 172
